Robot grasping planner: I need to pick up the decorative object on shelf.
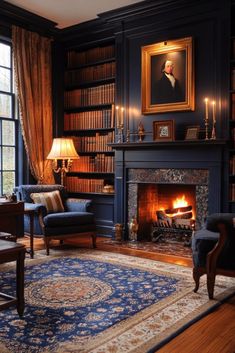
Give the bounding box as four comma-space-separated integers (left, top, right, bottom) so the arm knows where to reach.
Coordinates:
185, 126, 200, 140
138, 121, 145, 142
103, 185, 114, 193
141, 37, 194, 114
128, 216, 139, 241
153, 120, 175, 141
116, 105, 124, 143
210, 101, 216, 140
47, 138, 79, 185
114, 223, 123, 242
204, 97, 209, 140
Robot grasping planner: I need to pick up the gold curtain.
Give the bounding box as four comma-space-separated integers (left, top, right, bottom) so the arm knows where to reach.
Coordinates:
12, 26, 54, 184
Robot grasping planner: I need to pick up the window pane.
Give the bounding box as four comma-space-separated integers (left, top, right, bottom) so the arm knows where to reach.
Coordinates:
0, 94, 12, 118
3, 147, 15, 170
2, 120, 15, 145
0, 43, 11, 67
0, 67, 11, 92
3, 171, 15, 194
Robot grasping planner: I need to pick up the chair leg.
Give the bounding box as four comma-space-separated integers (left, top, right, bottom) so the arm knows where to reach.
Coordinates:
44, 238, 50, 256
193, 267, 201, 293
207, 272, 216, 299
91, 233, 97, 248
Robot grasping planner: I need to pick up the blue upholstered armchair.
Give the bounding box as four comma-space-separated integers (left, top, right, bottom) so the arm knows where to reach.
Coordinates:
192, 213, 235, 299
14, 184, 96, 255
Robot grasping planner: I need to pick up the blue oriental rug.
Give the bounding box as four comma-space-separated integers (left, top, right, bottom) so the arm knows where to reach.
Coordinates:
0, 249, 235, 353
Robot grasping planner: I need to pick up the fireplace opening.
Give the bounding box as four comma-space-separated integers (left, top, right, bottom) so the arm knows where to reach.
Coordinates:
137, 184, 196, 243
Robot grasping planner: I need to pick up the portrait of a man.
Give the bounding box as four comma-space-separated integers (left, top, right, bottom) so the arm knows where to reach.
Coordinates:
141, 37, 194, 114
151, 52, 186, 105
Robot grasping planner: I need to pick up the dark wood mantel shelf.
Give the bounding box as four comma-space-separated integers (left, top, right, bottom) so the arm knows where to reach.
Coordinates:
109, 139, 227, 150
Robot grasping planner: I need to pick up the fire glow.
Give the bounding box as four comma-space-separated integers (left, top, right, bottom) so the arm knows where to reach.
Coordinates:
173, 194, 188, 208
159, 194, 195, 220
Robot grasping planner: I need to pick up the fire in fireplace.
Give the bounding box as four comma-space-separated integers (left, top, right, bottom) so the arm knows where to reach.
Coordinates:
138, 184, 196, 243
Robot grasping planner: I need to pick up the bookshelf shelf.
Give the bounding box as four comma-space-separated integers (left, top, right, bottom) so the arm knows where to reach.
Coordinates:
68, 172, 114, 176
64, 103, 113, 113
66, 57, 116, 70
65, 77, 115, 90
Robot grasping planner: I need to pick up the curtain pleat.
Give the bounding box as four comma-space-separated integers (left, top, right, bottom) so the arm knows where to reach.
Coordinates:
12, 26, 55, 184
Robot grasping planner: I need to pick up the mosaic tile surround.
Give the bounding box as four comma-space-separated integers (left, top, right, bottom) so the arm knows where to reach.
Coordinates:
127, 168, 209, 240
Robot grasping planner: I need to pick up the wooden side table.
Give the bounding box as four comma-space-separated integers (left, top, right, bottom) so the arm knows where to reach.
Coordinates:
0, 201, 24, 238
0, 240, 26, 317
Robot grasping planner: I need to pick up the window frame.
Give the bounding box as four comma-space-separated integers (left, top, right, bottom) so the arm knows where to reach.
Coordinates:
0, 38, 19, 195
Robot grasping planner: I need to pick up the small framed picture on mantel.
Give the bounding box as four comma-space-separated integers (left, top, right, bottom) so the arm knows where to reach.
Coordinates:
185, 125, 200, 140
153, 120, 175, 142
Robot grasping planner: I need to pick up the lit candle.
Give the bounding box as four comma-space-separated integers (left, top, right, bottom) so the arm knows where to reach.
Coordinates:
204, 98, 209, 121
212, 101, 216, 123
120, 107, 124, 126
115, 106, 120, 127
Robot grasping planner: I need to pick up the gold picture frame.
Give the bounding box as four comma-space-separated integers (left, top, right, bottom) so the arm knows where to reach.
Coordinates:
141, 37, 194, 114
185, 125, 200, 140
153, 120, 175, 141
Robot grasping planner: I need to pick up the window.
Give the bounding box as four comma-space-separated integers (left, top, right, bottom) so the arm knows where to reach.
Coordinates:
0, 40, 18, 195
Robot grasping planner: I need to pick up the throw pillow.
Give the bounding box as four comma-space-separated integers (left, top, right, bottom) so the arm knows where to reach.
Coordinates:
30, 190, 64, 213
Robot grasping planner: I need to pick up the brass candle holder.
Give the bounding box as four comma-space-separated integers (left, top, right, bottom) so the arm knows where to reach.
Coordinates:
204, 118, 209, 140
117, 123, 124, 143
138, 121, 145, 142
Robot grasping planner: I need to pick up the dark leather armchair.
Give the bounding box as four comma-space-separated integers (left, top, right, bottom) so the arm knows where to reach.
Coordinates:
192, 213, 235, 299
14, 184, 96, 255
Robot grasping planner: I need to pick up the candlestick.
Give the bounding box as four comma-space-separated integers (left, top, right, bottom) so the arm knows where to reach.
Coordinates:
211, 101, 216, 140
212, 101, 216, 123
115, 106, 120, 128
204, 98, 209, 121
120, 107, 124, 126
204, 98, 209, 140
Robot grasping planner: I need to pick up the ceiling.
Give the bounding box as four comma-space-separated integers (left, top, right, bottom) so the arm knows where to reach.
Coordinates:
5, 0, 144, 28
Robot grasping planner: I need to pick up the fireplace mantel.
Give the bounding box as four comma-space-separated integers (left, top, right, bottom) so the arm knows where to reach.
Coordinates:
109, 139, 226, 150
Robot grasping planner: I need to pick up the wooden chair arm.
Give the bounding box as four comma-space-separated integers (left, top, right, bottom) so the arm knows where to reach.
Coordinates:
206, 223, 228, 274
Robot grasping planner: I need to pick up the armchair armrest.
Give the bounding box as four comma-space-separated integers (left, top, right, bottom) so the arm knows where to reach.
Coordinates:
65, 198, 93, 212
24, 202, 47, 217
206, 223, 227, 273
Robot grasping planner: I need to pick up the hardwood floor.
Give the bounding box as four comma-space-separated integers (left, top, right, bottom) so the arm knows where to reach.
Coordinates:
20, 235, 235, 353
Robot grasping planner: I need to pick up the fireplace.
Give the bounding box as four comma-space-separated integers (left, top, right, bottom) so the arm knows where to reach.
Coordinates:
137, 184, 196, 243
128, 168, 209, 242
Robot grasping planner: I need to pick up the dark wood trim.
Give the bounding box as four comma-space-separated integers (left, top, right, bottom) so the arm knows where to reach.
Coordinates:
0, 1, 59, 36
109, 140, 227, 150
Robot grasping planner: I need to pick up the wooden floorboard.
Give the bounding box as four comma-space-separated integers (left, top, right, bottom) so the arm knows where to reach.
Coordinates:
20, 235, 235, 353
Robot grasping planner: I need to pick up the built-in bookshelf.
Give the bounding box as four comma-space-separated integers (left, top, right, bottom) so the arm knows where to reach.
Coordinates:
229, 3, 235, 206
63, 44, 116, 196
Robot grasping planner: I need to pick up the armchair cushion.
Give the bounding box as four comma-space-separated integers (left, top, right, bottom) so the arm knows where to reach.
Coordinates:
43, 212, 94, 227
30, 190, 64, 213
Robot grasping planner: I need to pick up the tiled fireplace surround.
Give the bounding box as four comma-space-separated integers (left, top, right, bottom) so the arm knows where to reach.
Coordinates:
113, 141, 225, 240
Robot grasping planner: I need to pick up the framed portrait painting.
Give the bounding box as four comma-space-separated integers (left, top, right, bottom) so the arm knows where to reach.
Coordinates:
141, 37, 194, 114
153, 120, 175, 141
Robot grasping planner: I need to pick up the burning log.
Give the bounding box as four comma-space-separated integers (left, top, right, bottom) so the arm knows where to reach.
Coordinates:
164, 205, 192, 214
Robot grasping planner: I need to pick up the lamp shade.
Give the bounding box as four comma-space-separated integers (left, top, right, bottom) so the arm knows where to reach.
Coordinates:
47, 138, 79, 160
